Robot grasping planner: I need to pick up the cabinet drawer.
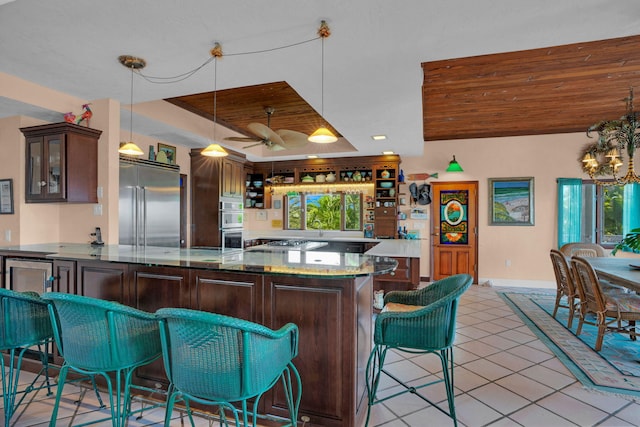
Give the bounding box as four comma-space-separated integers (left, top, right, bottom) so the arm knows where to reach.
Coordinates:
376, 257, 410, 282
374, 207, 397, 218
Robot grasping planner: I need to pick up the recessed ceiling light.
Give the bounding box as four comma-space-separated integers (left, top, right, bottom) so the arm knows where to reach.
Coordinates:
307, 155, 318, 159
372, 135, 387, 141
382, 151, 394, 155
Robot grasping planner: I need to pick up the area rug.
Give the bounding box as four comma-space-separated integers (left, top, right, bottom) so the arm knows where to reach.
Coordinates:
499, 292, 640, 398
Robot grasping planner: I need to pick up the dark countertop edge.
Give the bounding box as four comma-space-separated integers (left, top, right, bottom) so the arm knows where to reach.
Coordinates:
1, 244, 397, 279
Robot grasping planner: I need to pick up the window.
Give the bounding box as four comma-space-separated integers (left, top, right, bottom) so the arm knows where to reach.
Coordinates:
284, 192, 363, 231
582, 183, 624, 247
558, 179, 639, 249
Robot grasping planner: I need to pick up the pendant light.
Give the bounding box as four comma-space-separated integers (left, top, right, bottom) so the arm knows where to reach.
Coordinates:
118, 55, 145, 156
446, 155, 464, 172
202, 43, 229, 157
308, 21, 338, 144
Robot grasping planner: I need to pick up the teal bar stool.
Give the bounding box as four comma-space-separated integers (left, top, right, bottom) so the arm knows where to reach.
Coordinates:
42, 292, 162, 427
157, 308, 302, 427
0, 288, 53, 427
365, 274, 473, 427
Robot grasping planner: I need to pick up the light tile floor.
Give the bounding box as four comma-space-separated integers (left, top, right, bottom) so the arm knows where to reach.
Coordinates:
2, 284, 639, 426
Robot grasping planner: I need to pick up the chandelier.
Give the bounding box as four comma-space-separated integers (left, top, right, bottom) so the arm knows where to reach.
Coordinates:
581, 88, 640, 185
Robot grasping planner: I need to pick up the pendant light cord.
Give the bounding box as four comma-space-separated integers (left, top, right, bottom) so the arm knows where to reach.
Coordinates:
320, 36, 325, 123
129, 65, 134, 142
213, 57, 218, 142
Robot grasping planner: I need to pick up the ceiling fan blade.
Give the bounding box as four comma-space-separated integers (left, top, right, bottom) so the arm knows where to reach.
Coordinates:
224, 136, 262, 142
276, 129, 309, 148
247, 122, 285, 146
267, 142, 286, 151
242, 141, 265, 149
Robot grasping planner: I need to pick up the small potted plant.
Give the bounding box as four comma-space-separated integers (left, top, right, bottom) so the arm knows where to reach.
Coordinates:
612, 227, 640, 255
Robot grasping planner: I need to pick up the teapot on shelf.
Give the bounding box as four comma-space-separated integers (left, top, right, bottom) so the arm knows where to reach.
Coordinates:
353, 171, 362, 181
326, 172, 336, 182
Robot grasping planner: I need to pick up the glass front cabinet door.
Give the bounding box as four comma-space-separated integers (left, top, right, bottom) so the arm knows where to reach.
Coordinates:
21, 122, 102, 203
26, 134, 64, 200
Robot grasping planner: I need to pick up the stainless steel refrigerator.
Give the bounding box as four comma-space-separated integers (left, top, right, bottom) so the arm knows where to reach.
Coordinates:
119, 158, 180, 247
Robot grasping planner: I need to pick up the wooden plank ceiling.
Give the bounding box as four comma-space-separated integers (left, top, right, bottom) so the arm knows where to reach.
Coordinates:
422, 35, 640, 141
165, 81, 341, 138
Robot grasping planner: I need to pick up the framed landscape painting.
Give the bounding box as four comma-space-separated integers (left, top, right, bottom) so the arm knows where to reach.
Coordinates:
489, 177, 534, 226
157, 143, 176, 164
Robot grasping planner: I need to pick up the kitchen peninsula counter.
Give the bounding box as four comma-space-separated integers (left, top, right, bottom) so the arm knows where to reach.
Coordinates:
0, 243, 396, 427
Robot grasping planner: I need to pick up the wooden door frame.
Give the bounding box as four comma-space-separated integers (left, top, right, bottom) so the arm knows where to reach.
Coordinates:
430, 181, 479, 283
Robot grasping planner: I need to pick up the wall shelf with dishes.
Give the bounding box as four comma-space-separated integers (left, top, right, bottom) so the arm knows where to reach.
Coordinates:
245, 173, 264, 208
373, 165, 399, 238
339, 168, 373, 182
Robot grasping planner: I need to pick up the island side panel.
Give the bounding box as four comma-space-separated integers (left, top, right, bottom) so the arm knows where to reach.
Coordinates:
262, 274, 372, 427
128, 265, 191, 388
76, 260, 129, 302
190, 269, 263, 323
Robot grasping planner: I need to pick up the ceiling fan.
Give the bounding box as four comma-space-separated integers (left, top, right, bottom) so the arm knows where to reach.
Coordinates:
224, 107, 309, 151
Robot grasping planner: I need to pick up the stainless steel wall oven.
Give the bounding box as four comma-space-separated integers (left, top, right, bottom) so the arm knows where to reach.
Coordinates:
219, 197, 244, 250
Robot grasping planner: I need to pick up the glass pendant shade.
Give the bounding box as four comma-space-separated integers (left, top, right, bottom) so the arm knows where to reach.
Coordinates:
308, 126, 338, 144
446, 155, 464, 172
202, 143, 228, 157
119, 142, 144, 156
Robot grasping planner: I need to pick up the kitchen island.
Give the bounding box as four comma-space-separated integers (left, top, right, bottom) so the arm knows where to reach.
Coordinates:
0, 243, 397, 427
245, 232, 422, 292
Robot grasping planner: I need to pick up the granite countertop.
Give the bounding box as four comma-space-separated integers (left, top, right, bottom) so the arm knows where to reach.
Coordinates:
244, 231, 422, 258
0, 243, 398, 279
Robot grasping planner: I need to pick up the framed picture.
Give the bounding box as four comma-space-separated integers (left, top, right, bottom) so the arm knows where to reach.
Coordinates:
157, 143, 177, 164
364, 223, 374, 238
0, 179, 14, 214
489, 177, 534, 226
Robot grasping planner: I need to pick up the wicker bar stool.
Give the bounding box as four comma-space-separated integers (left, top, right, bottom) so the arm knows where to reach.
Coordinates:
157, 308, 301, 427
42, 293, 162, 427
365, 274, 473, 427
0, 288, 53, 427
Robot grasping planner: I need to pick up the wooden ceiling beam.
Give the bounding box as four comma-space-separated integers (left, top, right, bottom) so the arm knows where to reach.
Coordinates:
422, 35, 640, 141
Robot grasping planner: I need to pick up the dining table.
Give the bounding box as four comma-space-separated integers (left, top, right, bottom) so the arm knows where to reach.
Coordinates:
586, 257, 640, 293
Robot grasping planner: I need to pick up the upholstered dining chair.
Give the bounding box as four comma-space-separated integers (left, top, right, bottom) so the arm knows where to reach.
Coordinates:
42, 292, 162, 427
0, 288, 53, 427
156, 308, 301, 427
549, 249, 580, 328
570, 256, 640, 351
365, 274, 473, 427
560, 242, 607, 258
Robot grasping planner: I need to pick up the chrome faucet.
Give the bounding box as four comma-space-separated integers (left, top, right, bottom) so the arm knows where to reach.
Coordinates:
313, 219, 324, 237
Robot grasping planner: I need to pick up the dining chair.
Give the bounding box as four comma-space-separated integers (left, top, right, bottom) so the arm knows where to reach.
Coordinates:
0, 289, 53, 427
549, 249, 580, 328
364, 274, 473, 427
156, 308, 301, 427
560, 242, 607, 258
42, 292, 162, 427
570, 256, 640, 351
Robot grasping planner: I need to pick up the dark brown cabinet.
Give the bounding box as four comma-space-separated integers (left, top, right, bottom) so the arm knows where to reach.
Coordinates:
373, 256, 420, 293
221, 157, 245, 197
20, 122, 102, 203
190, 148, 247, 247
